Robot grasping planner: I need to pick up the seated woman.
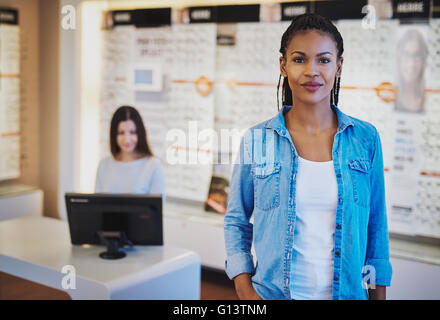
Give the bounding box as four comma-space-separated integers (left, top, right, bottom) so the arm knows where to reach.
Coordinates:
95, 106, 165, 196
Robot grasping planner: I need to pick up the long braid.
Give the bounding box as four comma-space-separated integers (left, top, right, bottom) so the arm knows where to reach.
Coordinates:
282, 77, 292, 106
277, 74, 282, 111
330, 86, 334, 106
333, 76, 341, 106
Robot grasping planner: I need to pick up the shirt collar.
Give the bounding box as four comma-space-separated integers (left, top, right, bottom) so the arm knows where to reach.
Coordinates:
264, 104, 354, 136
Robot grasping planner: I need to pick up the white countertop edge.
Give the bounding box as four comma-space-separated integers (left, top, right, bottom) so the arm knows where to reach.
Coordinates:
105, 250, 201, 292
0, 253, 110, 300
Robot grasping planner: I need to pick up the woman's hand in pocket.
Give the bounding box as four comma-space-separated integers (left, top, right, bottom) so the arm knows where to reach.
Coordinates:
233, 273, 262, 300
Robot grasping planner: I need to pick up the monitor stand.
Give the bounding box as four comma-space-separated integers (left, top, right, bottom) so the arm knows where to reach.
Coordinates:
97, 231, 127, 260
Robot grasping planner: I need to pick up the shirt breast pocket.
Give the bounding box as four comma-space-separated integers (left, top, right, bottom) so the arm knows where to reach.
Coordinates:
252, 162, 281, 211
348, 159, 371, 208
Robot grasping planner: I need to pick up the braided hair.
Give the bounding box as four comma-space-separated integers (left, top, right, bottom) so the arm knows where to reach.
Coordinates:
277, 13, 344, 111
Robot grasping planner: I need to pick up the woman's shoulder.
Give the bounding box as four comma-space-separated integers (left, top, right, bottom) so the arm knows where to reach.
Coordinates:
96, 156, 114, 179
343, 115, 382, 160
97, 156, 114, 168
140, 156, 164, 170
345, 114, 379, 140
138, 157, 164, 180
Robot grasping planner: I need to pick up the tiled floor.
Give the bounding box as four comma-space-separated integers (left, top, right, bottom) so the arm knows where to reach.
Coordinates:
0, 268, 238, 300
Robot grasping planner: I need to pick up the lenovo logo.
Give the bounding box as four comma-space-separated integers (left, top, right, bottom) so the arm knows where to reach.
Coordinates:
70, 198, 89, 203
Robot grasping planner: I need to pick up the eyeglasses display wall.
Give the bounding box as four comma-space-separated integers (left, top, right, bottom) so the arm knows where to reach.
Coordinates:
0, 8, 20, 181
96, 1, 440, 241
100, 12, 217, 202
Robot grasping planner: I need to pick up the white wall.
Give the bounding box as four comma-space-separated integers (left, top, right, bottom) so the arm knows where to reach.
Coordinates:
58, 0, 83, 220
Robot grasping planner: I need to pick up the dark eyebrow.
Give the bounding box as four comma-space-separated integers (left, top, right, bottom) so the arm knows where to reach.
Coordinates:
289, 51, 333, 56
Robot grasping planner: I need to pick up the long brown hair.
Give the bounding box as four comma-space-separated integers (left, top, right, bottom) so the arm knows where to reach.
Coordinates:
109, 106, 154, 158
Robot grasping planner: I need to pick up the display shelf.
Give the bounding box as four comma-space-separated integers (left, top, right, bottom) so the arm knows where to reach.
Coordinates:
390, 237, 440, 266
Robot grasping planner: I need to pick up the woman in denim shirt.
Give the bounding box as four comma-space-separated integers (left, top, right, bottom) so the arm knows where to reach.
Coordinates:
224, 14, 392, 300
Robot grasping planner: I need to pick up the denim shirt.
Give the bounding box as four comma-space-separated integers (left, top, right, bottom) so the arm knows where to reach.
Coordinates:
224, 104, 392, 300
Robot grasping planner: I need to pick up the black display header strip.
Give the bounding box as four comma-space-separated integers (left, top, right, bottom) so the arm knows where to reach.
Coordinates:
112, 8, 171, 27
0, 8, 19, 25
434, 0, 440, 18
281, 1, 312, 21
189, 4, 260, 23
314, 0, 368, 20
392, 0, 430, 19
134, 8, 171, 27
217, 5, 260, 23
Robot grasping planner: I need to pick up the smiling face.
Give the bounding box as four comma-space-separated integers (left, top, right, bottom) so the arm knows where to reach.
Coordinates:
116, 120, 138, 154
279, 30, 343, 107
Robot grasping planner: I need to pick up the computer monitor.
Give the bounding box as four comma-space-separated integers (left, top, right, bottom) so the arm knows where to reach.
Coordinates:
65, 193, 163, 260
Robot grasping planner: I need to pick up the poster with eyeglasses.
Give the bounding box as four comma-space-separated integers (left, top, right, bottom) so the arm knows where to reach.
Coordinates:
390, 24, 429, 236
0, 16, 20, 181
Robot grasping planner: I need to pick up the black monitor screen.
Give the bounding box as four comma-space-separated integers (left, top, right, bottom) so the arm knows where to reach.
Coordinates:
65, 193, 163, 246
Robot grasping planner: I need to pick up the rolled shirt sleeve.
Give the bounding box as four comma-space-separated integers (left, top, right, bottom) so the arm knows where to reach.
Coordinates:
224, 131, 255, 280
366, 128, 393, 286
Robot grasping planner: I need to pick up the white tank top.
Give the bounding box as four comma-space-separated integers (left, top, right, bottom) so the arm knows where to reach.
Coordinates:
290, 155, 338, 300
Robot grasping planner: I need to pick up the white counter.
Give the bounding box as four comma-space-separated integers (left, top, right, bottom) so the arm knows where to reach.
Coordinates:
0, 216, 201, 300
